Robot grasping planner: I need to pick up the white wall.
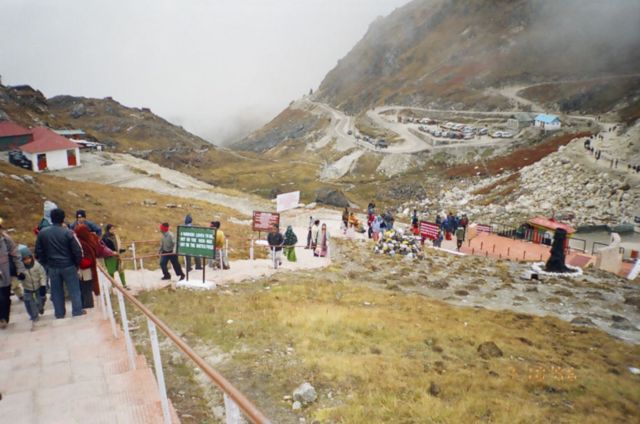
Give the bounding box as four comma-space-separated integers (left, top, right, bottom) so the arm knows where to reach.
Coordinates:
535, 120, 561, 131
26, 147, 81, 172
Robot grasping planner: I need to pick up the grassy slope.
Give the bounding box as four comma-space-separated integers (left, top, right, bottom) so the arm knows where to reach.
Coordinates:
0, 161, 254, 261
136, 241, 640, 423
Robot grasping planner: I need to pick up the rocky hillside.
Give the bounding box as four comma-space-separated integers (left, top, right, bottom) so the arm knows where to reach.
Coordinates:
0, 82, 214, 153
47, 95, 211, 152
316, 0, 640, 114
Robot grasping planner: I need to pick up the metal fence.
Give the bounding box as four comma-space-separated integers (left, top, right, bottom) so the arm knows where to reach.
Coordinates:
96, 263, 271, 424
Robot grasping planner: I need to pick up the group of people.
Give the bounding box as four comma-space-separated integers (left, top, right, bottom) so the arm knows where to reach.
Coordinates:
264, 219, 330, 268
365, 203, 397, 242
0, 204, 129, 330
584, 138, 640, 173
157, 215, 231, 281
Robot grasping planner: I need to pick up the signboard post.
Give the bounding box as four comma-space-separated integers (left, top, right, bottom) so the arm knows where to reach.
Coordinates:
176, 225, 216, 284
252, 211, 280, 239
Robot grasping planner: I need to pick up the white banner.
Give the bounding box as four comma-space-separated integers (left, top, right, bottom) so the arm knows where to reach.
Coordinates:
276, 191, 300, 212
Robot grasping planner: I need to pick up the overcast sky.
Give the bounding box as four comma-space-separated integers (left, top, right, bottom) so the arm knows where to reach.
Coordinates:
0, 0, 408, 145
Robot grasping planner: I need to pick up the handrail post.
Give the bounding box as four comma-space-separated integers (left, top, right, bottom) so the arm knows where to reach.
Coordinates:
100, 273, 119, 338
98, 273, 107, 320
224, 393, 242, 424
116, 289, 137, 371
147, 318, 172, 424
132, 242, 137, 271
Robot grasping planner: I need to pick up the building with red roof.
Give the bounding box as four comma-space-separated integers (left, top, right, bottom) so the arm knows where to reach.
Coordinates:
19, 127, 81, 172
526, 216, 575, 247
0, 120, 33, 151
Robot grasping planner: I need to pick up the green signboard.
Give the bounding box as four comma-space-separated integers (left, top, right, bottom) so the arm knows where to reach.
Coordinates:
176, 226, 217, 259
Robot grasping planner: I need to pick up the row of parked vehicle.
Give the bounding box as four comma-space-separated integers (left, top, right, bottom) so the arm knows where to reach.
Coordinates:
353, 133, 388, 148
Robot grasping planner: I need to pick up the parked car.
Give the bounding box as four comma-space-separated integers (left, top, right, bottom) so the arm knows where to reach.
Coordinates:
9, 150, 32, 170
478, 128, 488, 135
375, 139, 389, 149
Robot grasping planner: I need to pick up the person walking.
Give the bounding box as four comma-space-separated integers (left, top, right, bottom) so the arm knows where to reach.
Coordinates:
69, 209, 102, 236
15, 245, 46, 329
35, 208, 85, 319
0, 217, 26, 329
75, 224, 101, 308
310, 219, 320, 251
102, 224, 128, 289
341, 208, 349, 234
267, 224, 284, 267
305, 216, 314, 249
314, 223, 330, 258
455, 226, 465, 251
158, 223, 185, 281
283, 225, 298, 262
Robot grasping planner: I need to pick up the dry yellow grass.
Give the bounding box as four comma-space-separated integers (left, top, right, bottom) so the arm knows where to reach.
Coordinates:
0, 161, 254, 264
135, 249, 640, 423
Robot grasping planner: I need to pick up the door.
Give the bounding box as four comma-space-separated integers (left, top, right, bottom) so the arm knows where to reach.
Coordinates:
37, 153, 47, 171
67, 149, 77, 166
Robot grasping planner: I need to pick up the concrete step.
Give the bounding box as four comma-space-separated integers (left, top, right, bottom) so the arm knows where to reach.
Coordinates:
0, 297, 181, 423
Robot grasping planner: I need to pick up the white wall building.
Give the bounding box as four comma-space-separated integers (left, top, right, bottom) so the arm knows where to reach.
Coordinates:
534, 114, 562, 131
20, 127, 81, 172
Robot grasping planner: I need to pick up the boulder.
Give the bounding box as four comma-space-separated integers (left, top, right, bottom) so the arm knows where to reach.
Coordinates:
71, 103, 87, 118
315, 188, 350, 208
293, 382, 317, 404
477, 341, 503, 359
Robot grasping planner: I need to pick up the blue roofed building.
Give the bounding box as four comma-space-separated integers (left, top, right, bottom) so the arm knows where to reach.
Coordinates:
534, 114, 561, 131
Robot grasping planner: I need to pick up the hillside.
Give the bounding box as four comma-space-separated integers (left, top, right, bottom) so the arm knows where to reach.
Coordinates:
316, 0, 640, 114
0, 82, 214, 153
47, 95, 210, 152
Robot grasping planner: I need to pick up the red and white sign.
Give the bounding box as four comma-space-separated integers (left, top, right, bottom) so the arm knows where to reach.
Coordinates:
276, 191, 300, 213
252, 211, 280, 232
419, 221, 440, 240
476, 224, 493, 234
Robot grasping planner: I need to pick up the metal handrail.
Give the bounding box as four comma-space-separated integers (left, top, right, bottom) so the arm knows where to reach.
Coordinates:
96, 263, 271, 424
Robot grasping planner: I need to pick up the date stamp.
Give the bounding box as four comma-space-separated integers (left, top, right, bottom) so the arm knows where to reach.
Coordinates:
508, 365, 577, 383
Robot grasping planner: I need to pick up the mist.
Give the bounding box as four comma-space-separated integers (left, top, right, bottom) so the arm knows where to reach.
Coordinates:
0, 0, 408, 145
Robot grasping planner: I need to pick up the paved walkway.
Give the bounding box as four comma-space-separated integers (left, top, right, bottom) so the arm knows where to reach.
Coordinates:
0, 296, 179, 423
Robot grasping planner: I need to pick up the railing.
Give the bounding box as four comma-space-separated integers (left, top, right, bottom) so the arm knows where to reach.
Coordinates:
96, 263, 271, 424
124, 239, 327, 272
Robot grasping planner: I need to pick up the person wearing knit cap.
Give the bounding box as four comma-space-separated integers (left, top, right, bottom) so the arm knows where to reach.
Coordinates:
15, 245, 47, 327
0, 217, 27, 329
69, 209, 102, 236
158, 223, 185, 281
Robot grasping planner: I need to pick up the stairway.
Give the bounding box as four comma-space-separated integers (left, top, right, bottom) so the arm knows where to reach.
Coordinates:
0, 297, 180, 423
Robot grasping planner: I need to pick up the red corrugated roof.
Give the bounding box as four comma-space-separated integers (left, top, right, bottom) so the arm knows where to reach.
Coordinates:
20, 127, 78, 154
528, 216, 575, 234
0, 121, 31, 137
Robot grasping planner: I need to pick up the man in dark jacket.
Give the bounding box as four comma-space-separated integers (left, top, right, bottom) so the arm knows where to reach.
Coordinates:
69, 209, 102, 236
267, 224, 284, 268
35, 208, 84, 318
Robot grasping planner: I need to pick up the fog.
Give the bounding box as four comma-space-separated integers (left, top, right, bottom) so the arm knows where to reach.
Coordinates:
0, 0, 408, 145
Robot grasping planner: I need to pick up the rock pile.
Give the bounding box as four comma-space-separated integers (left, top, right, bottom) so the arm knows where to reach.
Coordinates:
373, 229, 423, 258
400, 138, 640, 227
